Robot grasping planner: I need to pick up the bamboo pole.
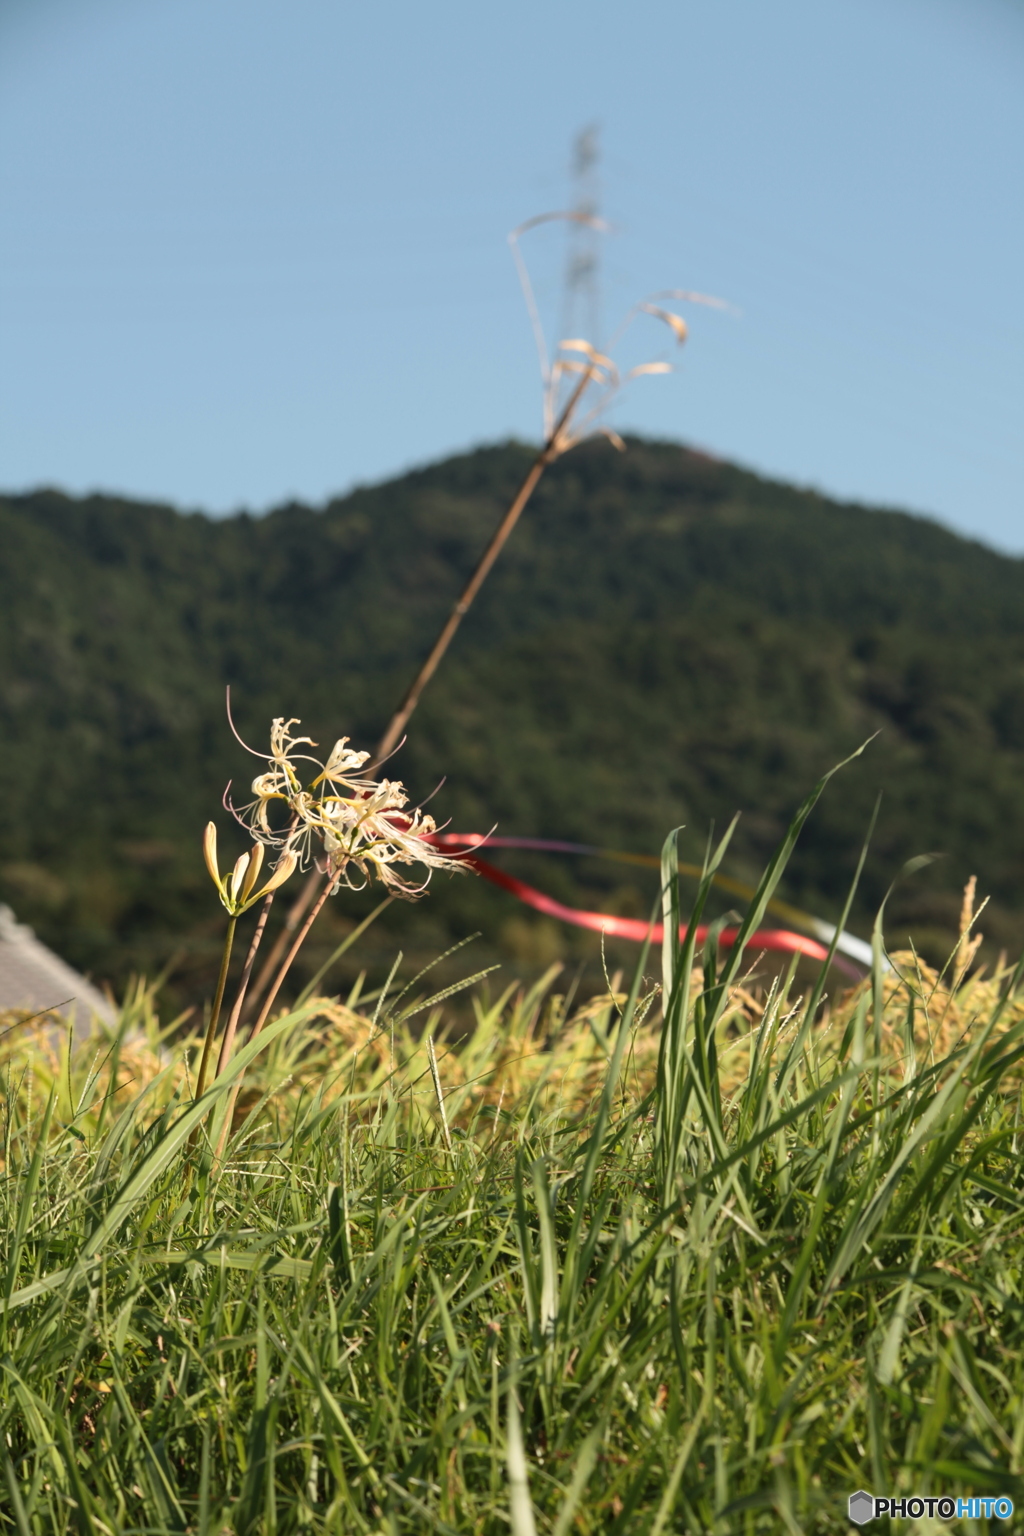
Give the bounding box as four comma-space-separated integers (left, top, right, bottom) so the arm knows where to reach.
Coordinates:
242, 369, 595, 1017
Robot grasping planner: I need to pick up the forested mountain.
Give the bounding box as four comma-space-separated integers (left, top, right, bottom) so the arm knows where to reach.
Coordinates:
3, 437, 1023, 1006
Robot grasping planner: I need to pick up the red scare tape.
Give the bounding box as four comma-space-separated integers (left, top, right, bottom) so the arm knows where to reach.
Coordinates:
427, 832, 861, 976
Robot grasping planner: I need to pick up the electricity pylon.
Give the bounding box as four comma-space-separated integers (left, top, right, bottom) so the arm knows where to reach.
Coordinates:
560, 123, 602, 350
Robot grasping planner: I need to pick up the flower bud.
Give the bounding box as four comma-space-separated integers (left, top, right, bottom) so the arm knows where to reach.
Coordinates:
240, 841, 265, 900
262, 851, 298, 894
229, 852, 250, 902
203, 822, 220, 887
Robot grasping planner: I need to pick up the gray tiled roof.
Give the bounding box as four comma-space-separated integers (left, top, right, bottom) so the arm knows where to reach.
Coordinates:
0, 904, 115, 1045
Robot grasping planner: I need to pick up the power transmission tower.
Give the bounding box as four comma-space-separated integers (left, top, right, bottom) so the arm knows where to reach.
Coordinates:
560, 124, 602, 349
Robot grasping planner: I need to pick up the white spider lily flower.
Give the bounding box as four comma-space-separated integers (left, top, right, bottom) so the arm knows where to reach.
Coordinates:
318, 792, 459, 897
203, 821, 298, 915
237, 719, 465, 898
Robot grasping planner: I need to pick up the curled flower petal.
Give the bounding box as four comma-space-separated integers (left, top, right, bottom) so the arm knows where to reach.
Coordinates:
318, 737, 372, 785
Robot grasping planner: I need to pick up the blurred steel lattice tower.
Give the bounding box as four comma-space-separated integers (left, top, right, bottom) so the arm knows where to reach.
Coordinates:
560, 124, 602, 351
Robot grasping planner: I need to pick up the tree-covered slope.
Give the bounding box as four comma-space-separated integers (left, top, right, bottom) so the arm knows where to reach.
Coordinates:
2, 437, 1023, 1000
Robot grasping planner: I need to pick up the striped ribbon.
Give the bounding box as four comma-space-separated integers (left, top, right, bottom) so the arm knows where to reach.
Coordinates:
427, 833, 868, 978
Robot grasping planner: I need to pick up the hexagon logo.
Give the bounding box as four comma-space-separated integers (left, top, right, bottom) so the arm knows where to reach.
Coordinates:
848, 1490, 875, 1525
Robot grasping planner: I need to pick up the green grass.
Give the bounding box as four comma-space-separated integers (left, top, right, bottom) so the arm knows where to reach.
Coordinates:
3, 796, 1024, 1534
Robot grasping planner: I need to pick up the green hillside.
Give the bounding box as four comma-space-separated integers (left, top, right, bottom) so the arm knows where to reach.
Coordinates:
2, 437, 1023, 1006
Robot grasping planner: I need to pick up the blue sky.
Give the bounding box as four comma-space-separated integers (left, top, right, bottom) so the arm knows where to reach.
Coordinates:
2, 0, 1021, 550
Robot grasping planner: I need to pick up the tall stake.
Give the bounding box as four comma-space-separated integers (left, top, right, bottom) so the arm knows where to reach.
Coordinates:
371, 438, 553, 766
243, 369, 595, 1016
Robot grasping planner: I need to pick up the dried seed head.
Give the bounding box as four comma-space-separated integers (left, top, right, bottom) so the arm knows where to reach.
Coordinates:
508, 211, 730, 454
